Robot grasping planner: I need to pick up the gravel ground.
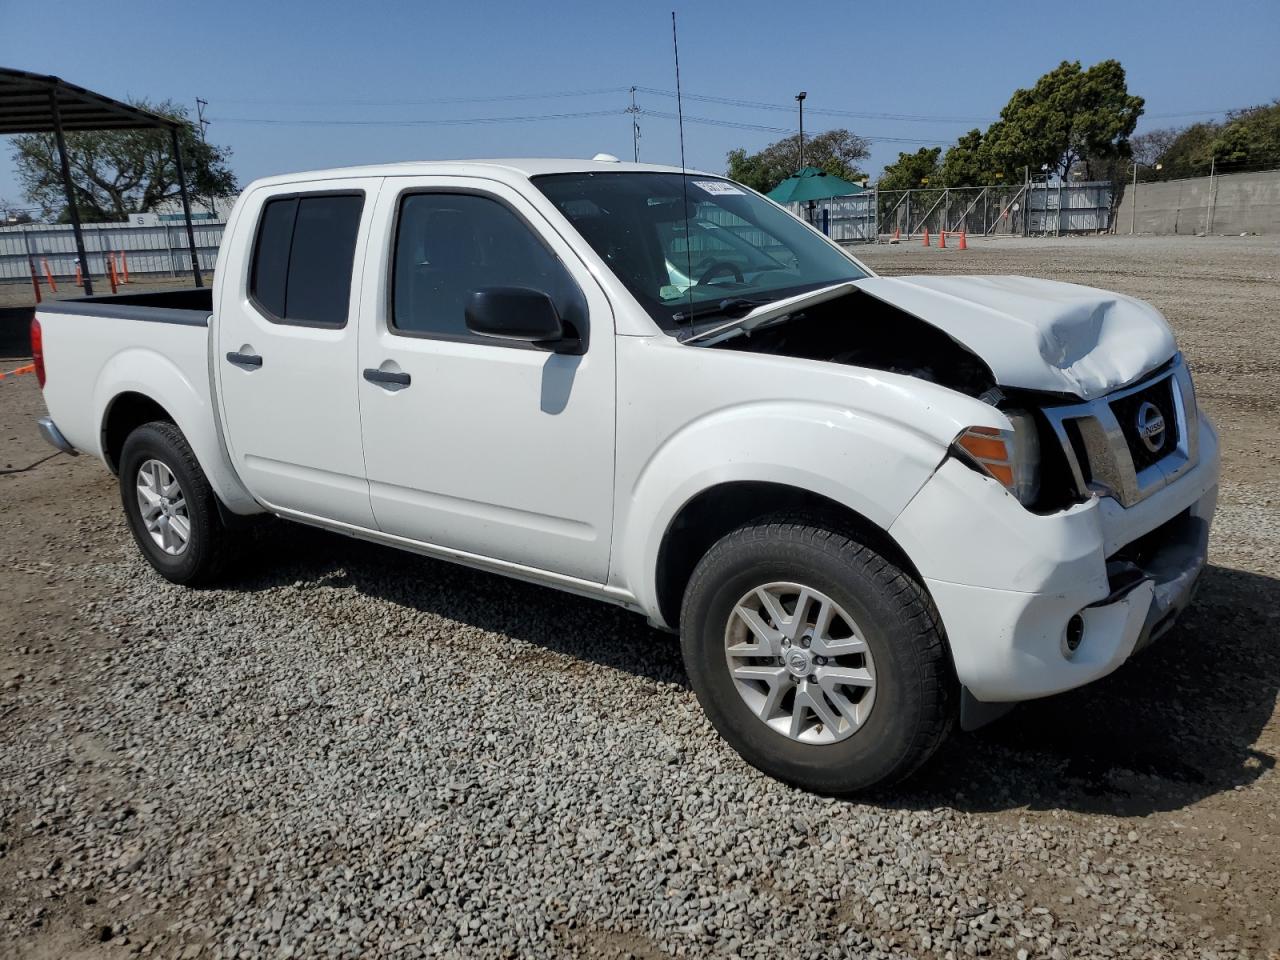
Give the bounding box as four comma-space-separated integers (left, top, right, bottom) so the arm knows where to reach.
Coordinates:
1, 234, 1277, 959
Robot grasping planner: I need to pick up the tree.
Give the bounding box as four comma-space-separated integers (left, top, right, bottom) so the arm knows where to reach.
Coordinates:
981, 60, 1143, 179
1130, 127, 1180, 169
725, 128, 869, 194
1150, 122, 1218, 179
1213, 100, 1280, 171
1132, 102, 1280, 181
724, 148, 774, 194
940, 129, 992, 187
877, 147, 941, 191
11, 99, 237, 223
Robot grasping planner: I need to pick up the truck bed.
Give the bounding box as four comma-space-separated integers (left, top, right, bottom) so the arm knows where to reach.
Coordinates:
38, 287, 212, 326
35, 287, 216, 470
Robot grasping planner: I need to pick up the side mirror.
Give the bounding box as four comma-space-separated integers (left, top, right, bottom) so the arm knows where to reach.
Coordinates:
465, 287, 577, 352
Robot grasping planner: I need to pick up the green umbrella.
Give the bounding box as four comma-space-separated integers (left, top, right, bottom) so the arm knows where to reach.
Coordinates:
766, 166, 865, 204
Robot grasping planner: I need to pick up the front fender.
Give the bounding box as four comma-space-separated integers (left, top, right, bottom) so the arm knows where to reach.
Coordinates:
94, 347, 258, 513
613, 400, 948, 622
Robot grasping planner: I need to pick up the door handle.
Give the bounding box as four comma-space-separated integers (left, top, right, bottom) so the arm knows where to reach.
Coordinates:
363, 367, 411, 387
226, 351, 263, 369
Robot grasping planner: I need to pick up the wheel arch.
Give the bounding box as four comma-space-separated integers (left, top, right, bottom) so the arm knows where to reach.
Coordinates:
92, 348, 259, 514
652, 480, 929, 632
101, 391, 174, 474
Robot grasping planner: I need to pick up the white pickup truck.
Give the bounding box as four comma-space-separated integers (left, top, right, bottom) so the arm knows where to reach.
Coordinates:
32, 158, 1218, 793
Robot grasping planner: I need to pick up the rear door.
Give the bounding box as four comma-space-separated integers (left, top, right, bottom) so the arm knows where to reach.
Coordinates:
215, 179, 378, 527
354, 176, 616, 581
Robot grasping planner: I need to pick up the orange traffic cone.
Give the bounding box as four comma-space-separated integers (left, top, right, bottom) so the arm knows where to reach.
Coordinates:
922, 229, 930, 246
107, 253, 119, 294
957, 229, 968, 250
75, 263, 83, 287
938, 230, 947, 249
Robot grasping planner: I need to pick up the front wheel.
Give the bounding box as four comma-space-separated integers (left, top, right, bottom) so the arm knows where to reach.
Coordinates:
679, 517, 955, 794
118, 421, 232, 586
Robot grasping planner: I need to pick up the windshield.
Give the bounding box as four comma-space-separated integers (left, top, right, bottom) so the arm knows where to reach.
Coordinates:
533, 172, 868, 332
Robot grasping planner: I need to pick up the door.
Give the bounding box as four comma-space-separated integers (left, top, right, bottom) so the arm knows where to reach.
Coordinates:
216, 180, 378, 527
356, 177, 616, 582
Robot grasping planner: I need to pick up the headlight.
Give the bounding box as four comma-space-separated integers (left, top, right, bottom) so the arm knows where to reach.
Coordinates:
953, 411, 1041, 505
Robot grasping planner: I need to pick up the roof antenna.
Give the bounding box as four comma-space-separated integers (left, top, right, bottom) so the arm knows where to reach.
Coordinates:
672, 10, 694, 334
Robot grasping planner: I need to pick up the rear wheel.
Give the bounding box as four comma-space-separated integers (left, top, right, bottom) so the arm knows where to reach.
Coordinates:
119, 421, 232, 586
680, 517, 954, 794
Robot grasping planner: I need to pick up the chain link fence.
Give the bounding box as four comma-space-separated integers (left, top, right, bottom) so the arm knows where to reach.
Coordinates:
875, 182, 1113, 239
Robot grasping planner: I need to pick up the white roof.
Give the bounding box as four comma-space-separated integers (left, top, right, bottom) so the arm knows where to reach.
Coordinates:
246, 157, 713, 190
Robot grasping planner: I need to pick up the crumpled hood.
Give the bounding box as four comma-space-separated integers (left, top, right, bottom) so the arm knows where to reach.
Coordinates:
854, 274, 1177, 400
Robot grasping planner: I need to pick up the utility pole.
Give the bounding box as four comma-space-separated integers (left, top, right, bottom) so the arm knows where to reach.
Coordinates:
195, 98, 209, 142
194, 98, 215, 221
626, 86, 641, 162
795, 92, 807, 171
1130, 160, 1138, 235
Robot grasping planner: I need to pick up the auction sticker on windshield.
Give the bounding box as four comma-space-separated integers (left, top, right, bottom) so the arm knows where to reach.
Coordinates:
692, 180, 745, 196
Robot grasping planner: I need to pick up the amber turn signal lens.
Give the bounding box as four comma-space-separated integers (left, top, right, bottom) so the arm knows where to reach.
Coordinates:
955, 427, 1015, 491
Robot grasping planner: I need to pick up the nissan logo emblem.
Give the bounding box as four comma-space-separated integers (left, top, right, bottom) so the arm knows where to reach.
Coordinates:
1135, 401, 1166, 453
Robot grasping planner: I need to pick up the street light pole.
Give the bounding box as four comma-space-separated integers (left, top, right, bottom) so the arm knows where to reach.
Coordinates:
795, 92, 807, 171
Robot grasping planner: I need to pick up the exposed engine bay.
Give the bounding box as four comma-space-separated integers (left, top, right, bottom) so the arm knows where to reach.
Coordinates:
708, 288, 997, 398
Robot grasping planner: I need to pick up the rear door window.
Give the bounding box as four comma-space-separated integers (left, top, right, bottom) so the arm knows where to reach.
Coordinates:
250, 193, 364, 328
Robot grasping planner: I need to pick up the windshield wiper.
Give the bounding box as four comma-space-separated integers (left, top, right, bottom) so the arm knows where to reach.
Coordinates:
672, 296, 770, 325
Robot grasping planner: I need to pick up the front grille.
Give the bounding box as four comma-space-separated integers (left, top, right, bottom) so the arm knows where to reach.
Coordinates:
1039, 355, 1199, 509
1109, 376, 1179, 472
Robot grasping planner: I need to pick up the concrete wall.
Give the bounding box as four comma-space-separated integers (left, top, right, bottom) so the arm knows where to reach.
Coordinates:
1115, 168, 1280, 236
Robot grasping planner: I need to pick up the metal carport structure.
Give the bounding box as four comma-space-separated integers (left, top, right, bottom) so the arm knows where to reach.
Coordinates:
0, 66, 203, 296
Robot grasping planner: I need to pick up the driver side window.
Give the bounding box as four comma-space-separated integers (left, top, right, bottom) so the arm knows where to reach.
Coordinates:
390, 192, 585, 343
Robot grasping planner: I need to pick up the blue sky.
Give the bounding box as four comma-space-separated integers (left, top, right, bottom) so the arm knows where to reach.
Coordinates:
2, 0, 1277, 208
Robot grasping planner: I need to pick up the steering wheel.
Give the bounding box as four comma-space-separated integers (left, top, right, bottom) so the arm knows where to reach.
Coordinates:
697, 260, 744, 285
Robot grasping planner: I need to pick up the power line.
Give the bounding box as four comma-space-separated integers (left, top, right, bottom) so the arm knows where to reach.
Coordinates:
1143, 108, 1236, 120
217, 86, 632, 107
640, 109, 952, 144
635, 86, 995, 124
212, 81, 1239, 130
210, 108, 624, 127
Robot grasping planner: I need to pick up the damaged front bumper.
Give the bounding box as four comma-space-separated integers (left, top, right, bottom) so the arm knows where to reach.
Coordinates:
888, 411, 1219, 723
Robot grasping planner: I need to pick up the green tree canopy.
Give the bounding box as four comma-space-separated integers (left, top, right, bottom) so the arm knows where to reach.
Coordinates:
877, 147, 941, 191
953, 60, 1143, 182
12, 99, 237, 223
1129, 101, 1280, 181
726, 128, 869, 194
940, 130, 994, 187
1212, 101, 1280, 170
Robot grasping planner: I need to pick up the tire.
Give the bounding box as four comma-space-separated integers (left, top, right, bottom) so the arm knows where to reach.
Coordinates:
118, 420, 232, 586
679, 516, 954, 794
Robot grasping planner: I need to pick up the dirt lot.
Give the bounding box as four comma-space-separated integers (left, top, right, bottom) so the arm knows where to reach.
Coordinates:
1, 235, 1277, 959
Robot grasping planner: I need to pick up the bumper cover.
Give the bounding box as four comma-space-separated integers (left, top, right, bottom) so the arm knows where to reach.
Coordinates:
889, 412, 1218, 707
37, 416, 78, 456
